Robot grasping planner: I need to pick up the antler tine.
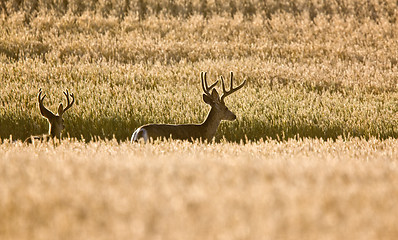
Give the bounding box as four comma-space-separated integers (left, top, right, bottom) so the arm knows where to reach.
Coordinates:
220, 72, 246, 102
38, 88, 45, 102
62, 89, 75, 112
38, 88, 55, 119
201, 71, 218, 96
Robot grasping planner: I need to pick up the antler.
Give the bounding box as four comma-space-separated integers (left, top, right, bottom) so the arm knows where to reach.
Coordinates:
38, 88, 55, 119
201, 72, 219, 96
220, 72, 246, 103
62, 89, 75, 113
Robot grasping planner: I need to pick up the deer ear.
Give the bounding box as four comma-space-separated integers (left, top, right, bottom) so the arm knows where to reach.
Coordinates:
203, 94, 214, 105
58, 103, 64, 116
211, 89, 220, 100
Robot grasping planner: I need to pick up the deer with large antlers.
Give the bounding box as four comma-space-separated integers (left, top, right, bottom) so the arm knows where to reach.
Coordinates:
25, 89, 75, 143
131, 71, 246, 142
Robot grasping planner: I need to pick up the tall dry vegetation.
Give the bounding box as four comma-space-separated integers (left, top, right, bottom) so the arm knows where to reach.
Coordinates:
1, 2, 398, 239
1, 138, 398, 240
0, 0, 398, 141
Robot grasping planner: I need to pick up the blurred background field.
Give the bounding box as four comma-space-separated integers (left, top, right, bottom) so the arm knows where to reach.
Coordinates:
1, 0, 398, 141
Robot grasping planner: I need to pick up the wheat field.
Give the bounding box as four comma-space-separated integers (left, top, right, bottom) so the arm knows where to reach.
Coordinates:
1, 0, 398, 239
1, 138, 398, 240
1, 0, 398, 141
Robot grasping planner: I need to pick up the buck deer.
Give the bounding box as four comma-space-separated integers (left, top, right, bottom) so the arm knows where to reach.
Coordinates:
25, 88, 75, 143
131, 71, 246, 142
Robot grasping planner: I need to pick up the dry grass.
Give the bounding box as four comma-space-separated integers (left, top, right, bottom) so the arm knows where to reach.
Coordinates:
1, 138, 398, 240
1, 2, 398, 239
1, 10, 398, 141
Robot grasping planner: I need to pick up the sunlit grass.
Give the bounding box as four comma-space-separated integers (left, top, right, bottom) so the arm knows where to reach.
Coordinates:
1, 2, 398, 239
1, 4, 398, 141
1, 58, 398, 141
1, 138, 398, 240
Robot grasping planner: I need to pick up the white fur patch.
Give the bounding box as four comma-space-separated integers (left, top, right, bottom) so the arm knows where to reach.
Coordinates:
131, 127, 148, 143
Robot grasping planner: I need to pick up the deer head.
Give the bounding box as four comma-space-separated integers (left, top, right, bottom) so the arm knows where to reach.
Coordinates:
201, 71, 246, 121
38, 88, 75, 139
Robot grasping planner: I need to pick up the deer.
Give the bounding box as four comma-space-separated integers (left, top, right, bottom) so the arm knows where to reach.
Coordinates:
131, 71, 246, 143
25, 88, 75, 144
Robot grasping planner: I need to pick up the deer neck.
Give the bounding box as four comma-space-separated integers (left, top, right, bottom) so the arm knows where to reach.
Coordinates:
49, 122, 61, 139
201, 107, 223, 141
49, 125, 57, 138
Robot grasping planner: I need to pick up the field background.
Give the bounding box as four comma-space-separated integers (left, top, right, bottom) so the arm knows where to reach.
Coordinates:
1, 0, 398, 141
1, 0, 398, 239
